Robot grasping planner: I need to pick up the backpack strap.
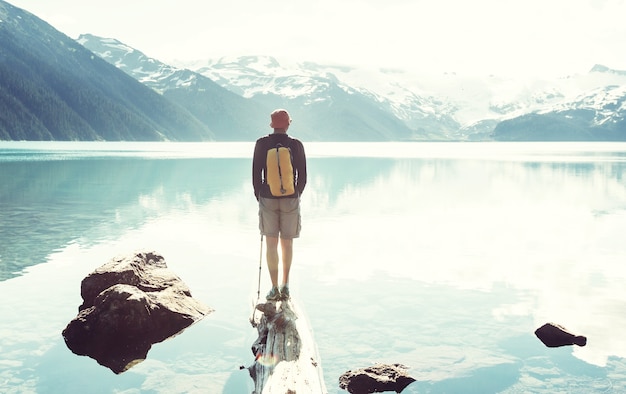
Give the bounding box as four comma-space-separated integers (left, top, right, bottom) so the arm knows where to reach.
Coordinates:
275, 145, 287, 195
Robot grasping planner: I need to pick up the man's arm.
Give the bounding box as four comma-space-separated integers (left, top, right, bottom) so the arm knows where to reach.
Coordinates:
295, 141, 307, 196
252, 140, 264, 200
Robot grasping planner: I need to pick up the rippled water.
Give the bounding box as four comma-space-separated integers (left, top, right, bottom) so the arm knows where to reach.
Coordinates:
1, 141, 626, 393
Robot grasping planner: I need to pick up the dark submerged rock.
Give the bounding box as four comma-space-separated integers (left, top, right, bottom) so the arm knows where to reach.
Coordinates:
339, 363, 416, 394
62, 251, 212, 373
535, 322, 587, 348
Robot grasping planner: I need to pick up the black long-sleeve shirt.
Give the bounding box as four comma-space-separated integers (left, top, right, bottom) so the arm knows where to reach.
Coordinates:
252, 133, 307, 199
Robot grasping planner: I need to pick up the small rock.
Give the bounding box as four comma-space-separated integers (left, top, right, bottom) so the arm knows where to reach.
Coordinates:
339, 363, 416, 393
535, 322, 587, 348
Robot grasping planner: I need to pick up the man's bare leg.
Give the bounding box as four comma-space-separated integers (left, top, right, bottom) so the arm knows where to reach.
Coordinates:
280, 238, 293, 286
266, 236, 279, 287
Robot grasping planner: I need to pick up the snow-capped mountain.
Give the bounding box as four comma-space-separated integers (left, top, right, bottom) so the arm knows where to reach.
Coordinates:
77, 35, 185, 93
177, 56, 626, 141
77, 34, 268, 140
186, 56, 464, 139
540, 84, 626, 124
79, 34, 626, 141
80, 35, 423, 141
493, 82, 626, 140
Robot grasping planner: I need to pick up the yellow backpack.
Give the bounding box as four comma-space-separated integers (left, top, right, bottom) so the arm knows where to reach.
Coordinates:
266, 144, 295, 196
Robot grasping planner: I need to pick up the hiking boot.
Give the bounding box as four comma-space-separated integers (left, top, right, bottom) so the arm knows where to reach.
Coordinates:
266, 286, 281, 301
279, 285, 290, 300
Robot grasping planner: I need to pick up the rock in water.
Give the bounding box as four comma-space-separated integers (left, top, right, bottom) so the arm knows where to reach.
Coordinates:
62, 251, 212, 373
248, 299, 327, 393
339, 363, 416, 394
535, 322, 587, 348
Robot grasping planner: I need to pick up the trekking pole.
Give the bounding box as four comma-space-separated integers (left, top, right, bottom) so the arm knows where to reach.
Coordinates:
251, 234, 263, 327
257, 234, 263, 301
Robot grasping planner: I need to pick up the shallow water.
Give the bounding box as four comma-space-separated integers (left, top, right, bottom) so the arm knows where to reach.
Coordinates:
1, 141, 626, 393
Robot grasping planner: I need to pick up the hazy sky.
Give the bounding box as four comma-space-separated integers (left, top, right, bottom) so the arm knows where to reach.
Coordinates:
9, 0, 626, 77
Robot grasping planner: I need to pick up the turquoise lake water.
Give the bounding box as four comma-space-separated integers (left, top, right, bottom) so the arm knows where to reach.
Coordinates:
1, 141, 626, 393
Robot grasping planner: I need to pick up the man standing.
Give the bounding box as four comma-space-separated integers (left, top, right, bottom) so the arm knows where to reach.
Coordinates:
252, 109, 307, 301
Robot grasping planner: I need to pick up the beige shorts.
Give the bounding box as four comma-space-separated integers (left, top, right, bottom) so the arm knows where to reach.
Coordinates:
258, 197, 301, 239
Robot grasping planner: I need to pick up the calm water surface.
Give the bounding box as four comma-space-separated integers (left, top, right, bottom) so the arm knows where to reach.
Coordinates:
1, 141, 626, 393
